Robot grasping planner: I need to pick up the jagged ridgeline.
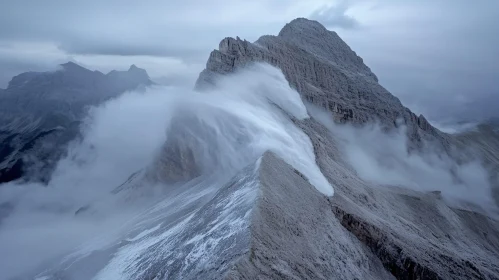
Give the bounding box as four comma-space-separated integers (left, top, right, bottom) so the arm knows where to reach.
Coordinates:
197, 18, 445, 149
0, 63, 153, 183
192, 18, 499, 279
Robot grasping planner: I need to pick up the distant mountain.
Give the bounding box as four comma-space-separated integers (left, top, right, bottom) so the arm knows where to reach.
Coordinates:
0, 62, 153, 183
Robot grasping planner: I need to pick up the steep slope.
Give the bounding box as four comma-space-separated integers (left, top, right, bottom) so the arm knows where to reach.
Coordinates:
194, 18, 499, 279
296, 118, 499, 279
0, 62, 153, 183
30, 152, 499, 279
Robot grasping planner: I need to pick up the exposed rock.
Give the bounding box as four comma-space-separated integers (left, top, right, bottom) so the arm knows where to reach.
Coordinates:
147, 121, 202, 184
197, 18, 447, 152
225, 152, 394, 280
194, 18, 499, 279
146, 113, 217, 184
296, 115, 499, 279
30, 150, 499, 279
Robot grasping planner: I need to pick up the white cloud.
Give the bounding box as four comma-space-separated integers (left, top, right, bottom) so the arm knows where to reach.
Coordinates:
308, 103, 498, 215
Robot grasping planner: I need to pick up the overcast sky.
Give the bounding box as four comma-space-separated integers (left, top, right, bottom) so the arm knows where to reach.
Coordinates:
0, 0, 498, 124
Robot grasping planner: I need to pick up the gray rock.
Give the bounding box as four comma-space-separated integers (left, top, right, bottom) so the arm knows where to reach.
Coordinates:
193, 18, 499, 279
196, 18, 448, 152
297, 117, 499, 279
225, 152, 394, 280
146, 114, 204, 184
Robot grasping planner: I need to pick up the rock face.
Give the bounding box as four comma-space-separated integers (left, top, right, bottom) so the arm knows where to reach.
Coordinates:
225, 152, 394, 280
197, 18, 447, 150
0, 62, 153, 183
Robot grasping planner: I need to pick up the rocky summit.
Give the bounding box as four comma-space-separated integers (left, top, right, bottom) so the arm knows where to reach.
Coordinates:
197, 18, 446, 150
193, 18, 499, 279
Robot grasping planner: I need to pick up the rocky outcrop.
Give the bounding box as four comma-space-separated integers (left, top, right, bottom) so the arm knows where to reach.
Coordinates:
146, 114, 205, 184
196, 18, 446, 150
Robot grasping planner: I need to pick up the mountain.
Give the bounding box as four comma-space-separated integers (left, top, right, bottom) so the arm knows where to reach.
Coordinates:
4, 19, 499, 280
197, 18, 447, 151
192, 18, 499, 279
0, 62, 153, 183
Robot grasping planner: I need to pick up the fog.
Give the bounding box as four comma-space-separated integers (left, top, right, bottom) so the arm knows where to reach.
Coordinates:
0, 63, 332, 279
308, 104, 498, 215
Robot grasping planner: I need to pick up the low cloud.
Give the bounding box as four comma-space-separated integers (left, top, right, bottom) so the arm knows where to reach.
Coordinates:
308, 104, 498, 216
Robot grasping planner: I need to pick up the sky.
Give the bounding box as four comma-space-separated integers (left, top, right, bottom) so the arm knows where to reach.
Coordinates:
0, 0, 498, 125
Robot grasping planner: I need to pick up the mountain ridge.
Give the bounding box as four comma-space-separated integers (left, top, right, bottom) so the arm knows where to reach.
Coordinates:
4, 61, 152, 91
192, 17, 499, 279
0, 62, 154, 183
197, 18, 446, 153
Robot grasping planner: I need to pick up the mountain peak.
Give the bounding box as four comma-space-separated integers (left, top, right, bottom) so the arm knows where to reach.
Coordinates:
127, 64, 149, 77
106, 65, 152, 88
60, 61, 89, 72
277, 18, 377, 82
279, 18, 329, 36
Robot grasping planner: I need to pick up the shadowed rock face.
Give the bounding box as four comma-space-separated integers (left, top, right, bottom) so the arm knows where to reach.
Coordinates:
0, 62, 153, 183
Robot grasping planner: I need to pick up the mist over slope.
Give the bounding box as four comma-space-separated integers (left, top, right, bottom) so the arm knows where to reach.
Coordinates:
0, 64, 332, 279
307, 104, 497, 214
194, 17, 499, 279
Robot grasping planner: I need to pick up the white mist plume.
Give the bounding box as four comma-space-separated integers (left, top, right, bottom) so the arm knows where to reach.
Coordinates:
308, 104, 497, 214
152, 64, 331, 193
0, 63, 332, 279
